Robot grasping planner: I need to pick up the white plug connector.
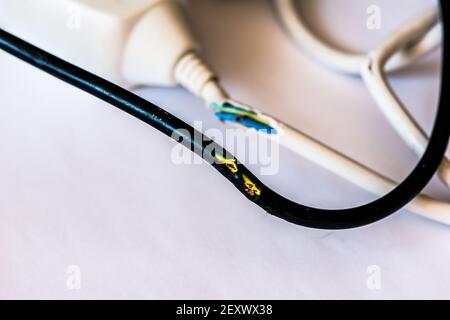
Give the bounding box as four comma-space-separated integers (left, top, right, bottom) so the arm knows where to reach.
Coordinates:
122, 0, 228, 102
0, 0, 228, 102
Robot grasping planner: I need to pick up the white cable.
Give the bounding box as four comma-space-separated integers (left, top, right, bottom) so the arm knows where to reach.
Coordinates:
273, 0, 442, 75
361, 13, 450, 189
276, 1, 450, 189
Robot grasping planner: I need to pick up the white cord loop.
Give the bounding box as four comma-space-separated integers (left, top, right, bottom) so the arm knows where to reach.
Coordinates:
361, 10, 450, 188
274, 0, 441, 75
269, 1, 450, 224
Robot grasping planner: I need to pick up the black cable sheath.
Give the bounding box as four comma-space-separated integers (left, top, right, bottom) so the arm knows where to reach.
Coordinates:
0, 1, 448, 229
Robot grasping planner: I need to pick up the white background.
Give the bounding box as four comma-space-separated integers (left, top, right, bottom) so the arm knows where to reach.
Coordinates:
1, 0, 449, 299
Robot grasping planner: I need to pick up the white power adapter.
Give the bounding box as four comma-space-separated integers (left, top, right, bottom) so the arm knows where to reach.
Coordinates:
0, 0, 228, 102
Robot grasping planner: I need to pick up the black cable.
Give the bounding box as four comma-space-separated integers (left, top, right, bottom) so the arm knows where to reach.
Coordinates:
0, 1, 448, 229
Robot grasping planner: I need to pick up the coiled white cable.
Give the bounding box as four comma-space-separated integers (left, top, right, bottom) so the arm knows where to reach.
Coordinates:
361, 19, 450, 188
274, 1, 450, 188
273, 0, 442, 74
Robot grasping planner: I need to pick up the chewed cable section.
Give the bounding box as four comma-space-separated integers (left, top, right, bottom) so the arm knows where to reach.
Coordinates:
215, 152, 262, 199
211, 100, 279, 134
